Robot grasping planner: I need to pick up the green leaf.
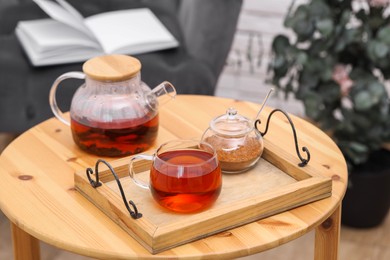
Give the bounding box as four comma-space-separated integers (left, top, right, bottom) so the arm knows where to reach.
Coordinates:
353, 90, 373, 110
368, 81, 386, 103
294, 20, 315, 41
350, 141, 369, 154
302, 92, 324, 120
351, 80, 387, 108
377, 26, 390, 44
295, 51, 308, 65
334, 36, 347, 52
286, 5, 315, 41
304, 57, 323, 73
347, 142, 370, 164
374, 41, 389, 58
272, 35, 290, 54
309, 0, 331, 19
321, 67, 333, 81
344, 28, 361, 44
316, 19, 333, 37
334, 28, 360, 52
272, 55, 286, 69
285, 5, 308, 28
319, 57, 336, 81
337, 140, 370, 165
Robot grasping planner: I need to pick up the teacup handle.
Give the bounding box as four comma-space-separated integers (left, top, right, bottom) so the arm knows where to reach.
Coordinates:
49, 71, 86, 126
129, 154, 154, 189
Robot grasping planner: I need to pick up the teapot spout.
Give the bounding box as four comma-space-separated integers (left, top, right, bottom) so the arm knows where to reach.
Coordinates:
152, 81, 176, 105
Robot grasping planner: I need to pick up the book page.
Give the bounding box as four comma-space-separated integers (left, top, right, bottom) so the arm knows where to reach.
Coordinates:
16, 19, 102, 66
84, 8, 179, 54
33, 0, 94, 39
56, 0, 84, 22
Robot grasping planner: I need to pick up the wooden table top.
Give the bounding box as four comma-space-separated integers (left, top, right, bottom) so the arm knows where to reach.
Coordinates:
0, 95, 348, 259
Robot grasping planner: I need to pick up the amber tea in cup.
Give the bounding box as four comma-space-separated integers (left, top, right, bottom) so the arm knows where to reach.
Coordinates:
129, 139, 222, 213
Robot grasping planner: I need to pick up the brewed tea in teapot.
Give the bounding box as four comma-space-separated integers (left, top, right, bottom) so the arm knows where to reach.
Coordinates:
49, 55, 176, 156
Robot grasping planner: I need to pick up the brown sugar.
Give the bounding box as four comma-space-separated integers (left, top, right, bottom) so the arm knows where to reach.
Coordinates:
204, 135, 263, 173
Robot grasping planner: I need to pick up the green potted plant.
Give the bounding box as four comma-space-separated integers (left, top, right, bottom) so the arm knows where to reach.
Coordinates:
268, 0, 390, 227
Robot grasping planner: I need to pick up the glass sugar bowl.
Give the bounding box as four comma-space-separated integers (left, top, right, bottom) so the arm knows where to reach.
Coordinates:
201, 107, 264, 174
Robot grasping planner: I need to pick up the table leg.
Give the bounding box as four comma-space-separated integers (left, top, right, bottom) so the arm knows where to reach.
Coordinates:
11, 222, 41, 260
314, 204, 341, 260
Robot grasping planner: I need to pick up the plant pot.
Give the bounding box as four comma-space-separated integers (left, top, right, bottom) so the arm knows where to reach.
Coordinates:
341, 149, 390, 228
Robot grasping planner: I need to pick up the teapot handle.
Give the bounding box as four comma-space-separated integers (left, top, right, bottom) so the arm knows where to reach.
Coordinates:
49, 72, 86, 126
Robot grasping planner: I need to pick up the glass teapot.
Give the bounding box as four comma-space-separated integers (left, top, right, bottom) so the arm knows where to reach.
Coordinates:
201, 107, 264, 174
49, 54, 176, 157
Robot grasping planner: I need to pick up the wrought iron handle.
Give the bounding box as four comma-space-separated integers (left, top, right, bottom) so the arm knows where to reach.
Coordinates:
86, 159, 142, 219
255, 108, 310, 167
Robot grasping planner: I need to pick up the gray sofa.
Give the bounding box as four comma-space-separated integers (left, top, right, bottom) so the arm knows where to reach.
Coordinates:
0, 0, 242, 133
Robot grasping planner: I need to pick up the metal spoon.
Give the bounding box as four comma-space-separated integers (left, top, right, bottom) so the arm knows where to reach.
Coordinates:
255, 88, 274, 120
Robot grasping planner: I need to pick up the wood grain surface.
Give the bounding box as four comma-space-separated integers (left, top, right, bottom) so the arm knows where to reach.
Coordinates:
0, 95, 348, 259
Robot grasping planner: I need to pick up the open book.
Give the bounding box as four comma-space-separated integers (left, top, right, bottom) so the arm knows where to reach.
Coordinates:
15, 0, 179, 66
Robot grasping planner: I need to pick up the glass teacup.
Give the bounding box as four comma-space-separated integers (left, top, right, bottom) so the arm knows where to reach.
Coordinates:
129, 139, 222, 213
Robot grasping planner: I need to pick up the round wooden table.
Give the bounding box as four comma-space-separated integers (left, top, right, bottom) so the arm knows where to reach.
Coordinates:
0, 95, 347, 259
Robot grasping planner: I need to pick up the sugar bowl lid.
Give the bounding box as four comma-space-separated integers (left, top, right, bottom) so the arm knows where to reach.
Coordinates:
210, 107, 253, 136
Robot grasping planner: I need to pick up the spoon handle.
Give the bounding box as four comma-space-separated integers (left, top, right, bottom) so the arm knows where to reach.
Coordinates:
255, 88, 274, 120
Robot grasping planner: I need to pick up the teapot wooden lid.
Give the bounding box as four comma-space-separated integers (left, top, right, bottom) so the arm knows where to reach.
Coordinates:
82, 55, 141, 82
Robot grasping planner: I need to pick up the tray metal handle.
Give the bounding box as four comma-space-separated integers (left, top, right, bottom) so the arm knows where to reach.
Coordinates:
86, 159, 142, 219
255, 108, 310, 167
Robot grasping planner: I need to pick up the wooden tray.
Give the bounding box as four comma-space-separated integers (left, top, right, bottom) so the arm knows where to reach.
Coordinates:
74, 140, 332, 254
